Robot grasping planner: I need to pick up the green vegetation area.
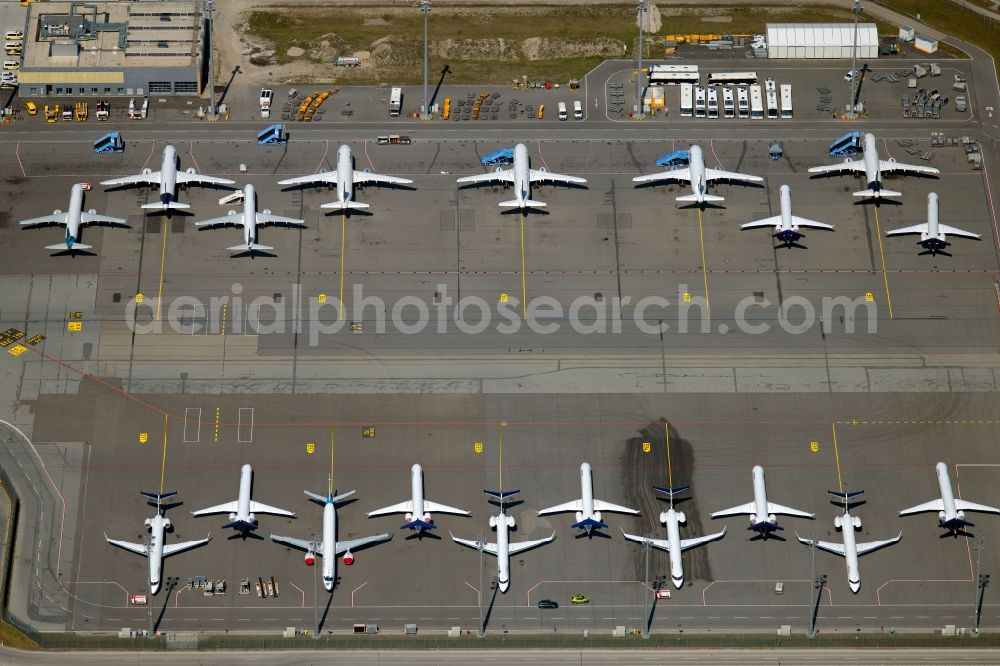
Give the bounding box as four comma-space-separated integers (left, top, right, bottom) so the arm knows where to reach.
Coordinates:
245, 4, 890, 84
877, 0, 1000, 59
0, 621, 37, 650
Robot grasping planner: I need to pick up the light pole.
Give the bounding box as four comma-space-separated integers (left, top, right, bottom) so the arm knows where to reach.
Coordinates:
420, 0, 431, 119
846, 0, 861, 119
974, 536, 987, 636
477, 532, 486, 638
205, 0, 217, 120
635, 0, 647, 120
641, 532, 654, 638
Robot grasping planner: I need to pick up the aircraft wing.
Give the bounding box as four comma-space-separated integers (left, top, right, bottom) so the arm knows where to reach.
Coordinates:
175, 171, 236, 186
796, 532, 846, 556
101, 171, 162, 187
711, 502, 754, 517
592, 499, 640, 515
334, 531, 393, 556
885, 223, 928, 237
277, 172, 338, 187
105, 534, 148, 557
856, 532, 902, 556
195, 213, 242, 228
353, 171, 413, 186
423, 500, 471, 516
767, 502, 815, 518
954, 499, 1000, 514
270, 533, 321, 555
163, 535, 211, 557
938, 224, 981, 239
621, 529, 671, 552
257, 213, 306, 227
451, 532, 498, 555
705, 168, 764, 184
740, 216, 781, 230
679, 527, 726, 552
508, 532, 556, 555
80, 212, 129, 226
879, 160, 939, 176
808, 160, 866, 176
529, 169, 587, 185
18, 213, 69, 227
191, 501, 238, 516
456, 169, 515, 185
899, 498, 944, 515
366, 500, 412, 517
633, 167, 691, 185
791, 216, 835, 231
538, 499, 582, 515
249, 500, 295, 517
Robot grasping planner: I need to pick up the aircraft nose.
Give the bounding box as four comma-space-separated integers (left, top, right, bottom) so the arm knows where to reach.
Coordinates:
498, 579, 510, 593
672, 576, 684, 589
849, 580, 861, 594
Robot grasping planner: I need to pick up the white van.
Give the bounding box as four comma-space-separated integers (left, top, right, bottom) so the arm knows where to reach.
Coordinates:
558, 101, 567, 120
573, 100, 583, 119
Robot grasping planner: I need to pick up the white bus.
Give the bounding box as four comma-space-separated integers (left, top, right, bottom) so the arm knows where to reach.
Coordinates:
749, 85, 764, 119
694, 86, 706, 117
779, 84, 793, 118
707, 87, 719, 118
722, 87, 735, 118
649, 64, 700, 86
680, 83, 694, 117
706, 71, 758, 86
766, 90, 779, 118
737, 87, 749, 118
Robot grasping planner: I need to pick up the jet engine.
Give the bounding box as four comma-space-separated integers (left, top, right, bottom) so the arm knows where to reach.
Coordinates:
658, 511, 669, 524
768, 514, 777, 525
228, 512, 238, 522
593, 511, 602, 523
939, 510, 947, 522
141, 168, 152, 175
575, 511, 584, 523
343, 551, 354, 565
957, 510, 967, 521
506, 515, 516, 528
304, 551, 315, 566
677, 511, 686, 524
186, 167, 197, 174
749, 513, 758, 525
248, 512, 256, 524
163, 518, 172, 529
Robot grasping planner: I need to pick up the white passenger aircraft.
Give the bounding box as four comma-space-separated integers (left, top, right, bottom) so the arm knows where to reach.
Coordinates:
807, 132, 939, 199
622, 485, 726, 589
796, 490, 901, 593
18, 183, 129, 251
538, 462, 639, 535
900, 462, 1000, 532
885, 193, 981, 254
367, 463, 471, 533
277, 144, 413, 212
270, 480, 392, 591
100, 144, 235, 210
105, 491, 210, 595
632, 144, 763, 204
456, 143, 587, 209
740, 185, 834, 245
711, 465, 814, 537
194, 184, 305, 253
451, 490, 555, 593
192, 464, 295, 533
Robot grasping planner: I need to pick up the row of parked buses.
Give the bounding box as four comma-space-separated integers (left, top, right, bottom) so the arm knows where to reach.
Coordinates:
679, 79, 791, 120
646, 66, 792, 120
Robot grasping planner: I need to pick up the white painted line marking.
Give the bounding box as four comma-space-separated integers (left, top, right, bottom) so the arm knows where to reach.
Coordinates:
237, 407, 254, 443
183, 407, 202, 443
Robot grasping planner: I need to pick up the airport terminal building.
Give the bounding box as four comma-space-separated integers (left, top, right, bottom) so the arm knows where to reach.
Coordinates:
16, 0, 205, 97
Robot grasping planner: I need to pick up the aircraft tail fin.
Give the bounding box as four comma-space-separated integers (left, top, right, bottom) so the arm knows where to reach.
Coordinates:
141, 201, 190, 210
46, 242, 93, 250
228, 243, 274, 252
141, 491, 178, 501
401, 519, 436, 531
320, 200, 369, 210
676, 194, 724, 203
484, 489, 520, 499
499, 199, 546, 208
221, 519, 257, 531
571, 518, 608, 530
853, 189, 901, 198
652, 485, 690, 497
828, 490, 865, 500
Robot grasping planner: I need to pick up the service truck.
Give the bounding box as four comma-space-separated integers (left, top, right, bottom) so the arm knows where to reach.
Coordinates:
573, 100, 583, 119
259, 88, 273, 118
558, 101, 567, 120
389, 87, 402, 117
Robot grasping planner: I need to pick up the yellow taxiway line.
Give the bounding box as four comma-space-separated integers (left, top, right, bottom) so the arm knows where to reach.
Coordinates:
339, 214, 347, 320
159, 414, 169, 495
831, 421, 844, 493
872, 207, 894, 320
155, 220, 168, 321
519, 212, 527, 319
696, 207, 711, 319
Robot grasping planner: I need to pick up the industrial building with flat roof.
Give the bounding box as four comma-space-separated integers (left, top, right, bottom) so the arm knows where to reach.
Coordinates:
766, 23, 879, 59
17, 0, 205, 97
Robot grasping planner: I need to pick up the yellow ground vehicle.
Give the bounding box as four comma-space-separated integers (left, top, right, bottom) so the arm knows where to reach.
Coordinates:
538, 104, 544, 120
23, 100, 36, 116
74, 101, 88, 121
43, 104, 58, 122
442, 97, 450, 119
3, 60, 18, 70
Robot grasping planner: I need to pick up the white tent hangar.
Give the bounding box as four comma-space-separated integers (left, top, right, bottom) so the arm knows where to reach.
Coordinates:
766, 23, 879, 59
